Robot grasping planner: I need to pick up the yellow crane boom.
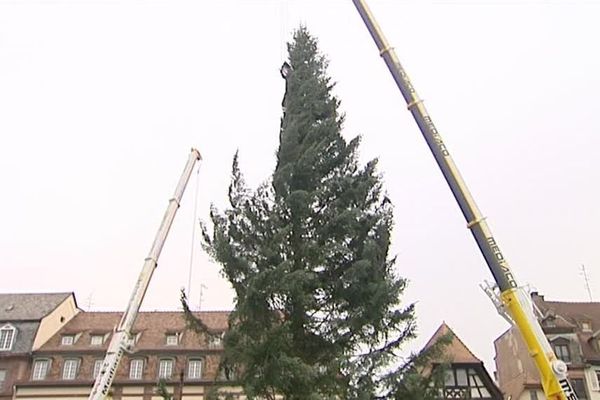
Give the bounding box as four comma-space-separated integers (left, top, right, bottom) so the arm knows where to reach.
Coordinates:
351, 1, 577, 399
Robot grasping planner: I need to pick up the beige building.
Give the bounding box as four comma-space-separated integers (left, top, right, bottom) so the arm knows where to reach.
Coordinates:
424, 322, 503, 400
495, 293, 600, 400
13, 309, 239, 400
0, 292, 79, 400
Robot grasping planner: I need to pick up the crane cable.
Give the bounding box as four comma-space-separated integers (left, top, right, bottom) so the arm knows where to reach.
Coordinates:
186, 161, 201, 301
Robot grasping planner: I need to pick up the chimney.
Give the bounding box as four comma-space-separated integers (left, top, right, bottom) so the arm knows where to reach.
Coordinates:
531, 291, 544, 301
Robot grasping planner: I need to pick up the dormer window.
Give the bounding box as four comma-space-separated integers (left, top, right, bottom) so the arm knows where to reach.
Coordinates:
0, 324, 17, 351
208, 332, 224, 349
90, 335, 105, 346
553, 341, 571, 363
166, 333, 179, 346
130, 331, 142, 345
61, 335, 75, 346
582, 321, 592, 332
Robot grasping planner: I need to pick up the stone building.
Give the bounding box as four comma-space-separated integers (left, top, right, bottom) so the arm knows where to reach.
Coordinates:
0, 292, 79, 400
495, 293, 600, 400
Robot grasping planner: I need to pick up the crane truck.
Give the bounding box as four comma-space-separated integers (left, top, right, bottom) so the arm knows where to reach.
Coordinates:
88, 148, 201, 400
351, 1, 578, 399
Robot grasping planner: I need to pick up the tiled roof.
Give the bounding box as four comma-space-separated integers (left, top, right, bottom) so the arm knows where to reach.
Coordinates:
534, 295, 600, 328
36, 310, 231, 352
423, 322, 481, 364
0, 292, 72, 321
533, 293, 600, 361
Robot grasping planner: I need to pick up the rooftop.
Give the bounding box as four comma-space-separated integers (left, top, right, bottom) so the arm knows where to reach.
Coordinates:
0, 292, 73, 321
423, 322, 481, 364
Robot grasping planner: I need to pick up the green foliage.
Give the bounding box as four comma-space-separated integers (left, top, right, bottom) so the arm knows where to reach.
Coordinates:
155, 379, 172, 400
385, 332, 452, 399
193, 26, 437, 399
205, 387, 235, 400
181, 288, 221, 341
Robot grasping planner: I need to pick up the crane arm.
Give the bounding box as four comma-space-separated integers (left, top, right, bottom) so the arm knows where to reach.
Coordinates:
88, 148, 202, 400
351, 1, 577, 399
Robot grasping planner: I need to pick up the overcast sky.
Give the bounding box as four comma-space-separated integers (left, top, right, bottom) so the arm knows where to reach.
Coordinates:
2, 0, 599, 374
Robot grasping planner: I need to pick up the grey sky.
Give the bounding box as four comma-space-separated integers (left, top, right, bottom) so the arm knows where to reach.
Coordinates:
1, 0, 599, 374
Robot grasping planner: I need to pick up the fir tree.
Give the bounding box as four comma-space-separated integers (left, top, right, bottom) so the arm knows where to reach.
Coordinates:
194, 26, 431, 399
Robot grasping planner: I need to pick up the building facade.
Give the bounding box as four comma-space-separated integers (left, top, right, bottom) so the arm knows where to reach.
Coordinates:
424, 322, 503, 400
0, 292, 80, 400
495, 293, 600, 400
13, 310, 238, 400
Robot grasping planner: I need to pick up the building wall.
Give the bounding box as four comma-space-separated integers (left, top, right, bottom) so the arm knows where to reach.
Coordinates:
495, 327, 537, 400
15, 385, 91, 400
32, 295, 79, 350
584, 366, 600, 400
516, 388, 543, 400
0, 320, 59, 400
0, 357, 28, 400
14, 310, 236, 400
495, 314, 600, 399
15, 384, 247, 400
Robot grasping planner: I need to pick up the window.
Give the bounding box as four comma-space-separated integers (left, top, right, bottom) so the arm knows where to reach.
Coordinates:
529, 390, 538, 400
0, 325, 16, 351
208, 333, 223, 348
61, 335, 75, 346
456, 368, 468, 386
442, 367, 491, 399
554, 343, 571, 363
132, 332, 142, 344
93, 359, 103, 379
572, 378, 588, 399
90, 335, 104, 346
218, 366, 236, 381
158, 359, 173, 379
129, 359, 144, 380
166, 334, 179, 346
32, 359, 49, 380
188, 359, 202, 379
582, 321, 592, 332
62, 359, 79, 380
467, 368, 490, 398
0, 369, 6, 390
444, 369, 455, 386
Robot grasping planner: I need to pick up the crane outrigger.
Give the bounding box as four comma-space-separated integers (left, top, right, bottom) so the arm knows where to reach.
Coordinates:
352, 1, 577, 399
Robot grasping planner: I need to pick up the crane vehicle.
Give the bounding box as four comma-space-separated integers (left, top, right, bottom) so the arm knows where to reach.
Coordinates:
351, 1, 578, 399
88, 148, 202, 400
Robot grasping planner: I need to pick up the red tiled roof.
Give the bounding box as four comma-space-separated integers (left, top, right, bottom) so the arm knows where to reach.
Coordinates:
423, 322, 481, 364
533, 293, 600, 361
36, 310, 230, 352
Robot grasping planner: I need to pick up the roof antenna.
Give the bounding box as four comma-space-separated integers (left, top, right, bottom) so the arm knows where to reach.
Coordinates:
581, 264, 594, 301
198, 283, 207, 311
85, 292, 95, 311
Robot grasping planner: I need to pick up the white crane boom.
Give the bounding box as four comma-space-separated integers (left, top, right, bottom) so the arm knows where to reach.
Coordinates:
88, 148, 202, 400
